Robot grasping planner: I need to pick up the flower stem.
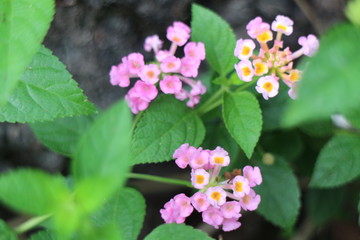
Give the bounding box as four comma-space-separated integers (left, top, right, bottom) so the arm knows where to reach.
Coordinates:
128, 173, 193, 188
197, 86, 226, 115
15, 214, 52, 234
130, 111, 144, 133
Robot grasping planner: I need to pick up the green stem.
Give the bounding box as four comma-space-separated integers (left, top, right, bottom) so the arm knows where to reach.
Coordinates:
15, 214, 52, 234
128, 173, 193, 189
130, 111, 144, 133
197, 86, 227, 115
234, 81, 256, 92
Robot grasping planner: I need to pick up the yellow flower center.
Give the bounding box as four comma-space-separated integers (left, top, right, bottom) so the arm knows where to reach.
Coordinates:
255, 62, 267, 75
210, 192, 221, 201
277, 24, 287, 32
263, 82, 273, 92
172, 36, 181, 43
167, 62, 175, 69
289, 70, 300, 82
235, 182, 243, 192
196, 175, 205, 184
214, 156, 224, 164
257, 31, 273, 42
146, 71, 155, 78
242, 67, 252, 77
242, 46, 251, 56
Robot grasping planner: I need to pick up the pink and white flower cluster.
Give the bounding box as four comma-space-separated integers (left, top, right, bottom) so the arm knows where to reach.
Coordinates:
110, 21, 207, 114
234, 15, 319, 100
160, 144, 262, 232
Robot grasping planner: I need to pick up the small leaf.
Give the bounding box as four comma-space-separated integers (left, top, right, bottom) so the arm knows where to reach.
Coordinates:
222, 91, 262, 158
310, 134, 360, 188
131, 95, 205, 164
0, 169, 68, 215
0, 0, 54, 105
0, 46, 97, 123
255, 157, 301, 228
72, 100, 132, 212
191, 4, 237, 75
0, 219, 17, 240
283, 24, 360, 126
92, 188, 146, 240
144, 224, 214, 240
30, 114, 96, 157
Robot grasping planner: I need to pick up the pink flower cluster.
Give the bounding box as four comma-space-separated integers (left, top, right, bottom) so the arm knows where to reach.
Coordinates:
160, 144, 262, 232
110, 22, 207, 114
234, 15, 319, 100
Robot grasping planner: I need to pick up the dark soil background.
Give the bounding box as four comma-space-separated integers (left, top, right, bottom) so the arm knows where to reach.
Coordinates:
2, 0, 359, 239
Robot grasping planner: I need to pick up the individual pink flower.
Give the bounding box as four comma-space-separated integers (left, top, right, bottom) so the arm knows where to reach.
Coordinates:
160, 56, 181, 73
190, 81, 207, 96
173, 193, 194, 218
240, 189, 261, 211
138, 64, 160, 84
173, 143, 197, 169
174, 89, 189, 101
234, 39, 256, 60
222, 218, 241, 232
243, 166, 262, 187
174, 21, 191, 34
125, 94, 150, 114
202, 206, 224, 229
246, 17, 264, 38
186, 95, 200, 108
298, 34, 319, 56
184, 42, 206, 60
156, 50, 171, 62
234, 60, 254, 82
160, 198, 185, 224
130, 80, 158, 101
180, 57, 200, 78
189, 149, 210, 169
232, 176, 250, 198
271, 15, 294, 36
109, 63, 130, 87
144, 35, 163, 53
160, 75, 182, 94
206, 186, 227, 207
127, 53, 145, 74
191, 169, 210, 189
220, 201, 241, 219
255, 75, 279, 100
191, 192, 210, 212
288, 84, 298, 99
166, 22, 190, 46
253, 59, 269, 76
209, 146, 230, 166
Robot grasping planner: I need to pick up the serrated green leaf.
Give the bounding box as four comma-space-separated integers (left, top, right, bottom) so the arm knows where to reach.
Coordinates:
222, 91, 262, 158
0, 169, 68, 215
0, 0, 54, 106
30, 114, 96, 157
283, 24, 360, 126
310, 134, 360, 188
30, 231, 56, 240
191, 4, 237, 75
92, 188, 146, 240
0, 219, 17, 240
255, 158, 301, 228
0, 46, 97, 123
144, 224, 214, 240
131, 95, 205, 164
72, 100, 132, 212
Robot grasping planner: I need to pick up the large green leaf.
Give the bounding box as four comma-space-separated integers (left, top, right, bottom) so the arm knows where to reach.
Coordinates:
310, 134, 360, 188
0, 219, 17, 240
222, 91, 262, 158
283, 24, 360, 126
0, 169, 68, 215
144, 224, 214, 240
255, 158, 301, 228
191, 4, 237, 75
131, 95, 205, 164
0, 0, 54, 106
30, 231, 56, 240
92, 188, 146, 240
72, 100, 132, 212
0, 46, 96, 123
30, 114, 96, 157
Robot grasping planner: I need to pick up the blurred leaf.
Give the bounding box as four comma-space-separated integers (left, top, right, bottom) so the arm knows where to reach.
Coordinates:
72, 100, 132, 213
77, 222, 122, 240
191, 4, 237, 75
299, 119, 334, 137
0, 219, 17, 240
310, 134, 360, 188
344, 106, 360, 129
346, 0, 360, 26
0, 47, 96, 123
0, 0, 54, 106
144, 224, 214, 240
284, 24, 360, 126
213, 72, 244, 86
0, 169, 68, 215
131, 95, 205, 164
223, 91, 262, 158
92, 188, 146, 240
255, 157, 301, 228
30, 114, 96, 157
30, 231, 56, 240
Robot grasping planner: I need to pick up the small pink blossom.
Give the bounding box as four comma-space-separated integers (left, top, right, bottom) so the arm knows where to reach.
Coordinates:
174, 89, 189, 101
166, 22, 190, 46
144, 35, 163, 53
288, 84, 298, 99
156, 50, 171, 62
189, 149, 210, 169
173, 144, 197, 169
160, 75, 182, 94
246, 17, 270, 39
160, 199, 185, 224
125, 94, 150, 114
109, 63, 130, 87
180, 57, 200, 78
206, 186, 227, 207
131, 80, 158, 101
186, 95, 200, 108
271, 15, 294, 36
138, 64, 160, 84
191, 168, 210, 189
298, 34, 319, 56
191, 192, 210, 212
255, 75, 279, 100
240, 189, 261, 211
234, 60, 254, 82
220, 201, 241, 219
243, 166, 262, 187
202, 206, 224, 229
173, 193, 194, 218
160, 56, 181, 73
190, 81, 207, 96
232, 176, 250, 198
174, 21, 191, 34
184, 42, 206, 60
222, 218, 241, 232
209, 147, 230, 167
127, 53, 145, 74
234, 39, 256, 60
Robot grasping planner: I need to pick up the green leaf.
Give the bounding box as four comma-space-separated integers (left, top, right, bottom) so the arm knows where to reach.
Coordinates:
30, 231, 56, 240
92, 188, 146, 240
255, 157, 301, 228
222, 91, 262, 158
0, 169, 68, 215
30, 114, 96, 157
72, 100, 132, 212
191, 4, 237, 75
283, 24, 360, 126
132, 95, 205, 164
0, 219, 17, 240
0, 46, 97, 123
144, 224, 214, 240
310, 134, 360, 188
0, 0, 54, 106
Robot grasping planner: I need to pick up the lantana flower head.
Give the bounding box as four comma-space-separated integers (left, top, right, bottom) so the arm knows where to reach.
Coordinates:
161, 144, 263, 232
235, 15, 319, 99
109, 21, 207, 114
